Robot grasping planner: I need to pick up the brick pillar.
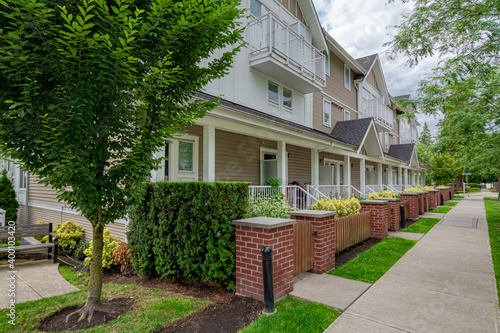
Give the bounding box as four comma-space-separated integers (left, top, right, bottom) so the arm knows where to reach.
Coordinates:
415, 192, 424, 215
360, 200, 389, 239
450, 187, 455, 199
439, 188, 447, 204
374, 198, 402, 231
232, 217, 295, 301
288, 210, 336, 274
422, 191, 429, 212
400, 193, 419, 219
429, 190, 438, 209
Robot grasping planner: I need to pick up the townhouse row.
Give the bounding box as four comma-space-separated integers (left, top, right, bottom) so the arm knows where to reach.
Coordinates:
5, 0, 424, 241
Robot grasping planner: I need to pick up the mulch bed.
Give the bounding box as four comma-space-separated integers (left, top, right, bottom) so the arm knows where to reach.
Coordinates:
38, 298, 134, 332
335, 238, 381, 268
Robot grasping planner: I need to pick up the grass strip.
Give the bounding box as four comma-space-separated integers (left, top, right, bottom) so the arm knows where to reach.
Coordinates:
240, 296, 340, 333
443, 201, 458, 207
454, 195, 464, 199
430, 207, 452, 214
328, 238, 417, 283
0, 283, 208, 332
403, 218, 441, 234
484, 198, 500, 307
58, 265, 89, 289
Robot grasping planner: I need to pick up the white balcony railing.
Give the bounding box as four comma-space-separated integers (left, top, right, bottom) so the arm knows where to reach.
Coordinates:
360, 99, 393, 130
249, 185, 319, 210
246, 13, 326, 89
307, 185, 364, 199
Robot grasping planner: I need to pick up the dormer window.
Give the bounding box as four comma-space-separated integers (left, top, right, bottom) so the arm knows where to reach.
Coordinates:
344, 65, 351, 90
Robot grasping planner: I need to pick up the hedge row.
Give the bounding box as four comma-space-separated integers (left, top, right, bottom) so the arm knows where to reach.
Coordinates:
127, 182, 249, 286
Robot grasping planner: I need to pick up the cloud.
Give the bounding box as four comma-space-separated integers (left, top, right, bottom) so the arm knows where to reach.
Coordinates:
313, 0, 443, 135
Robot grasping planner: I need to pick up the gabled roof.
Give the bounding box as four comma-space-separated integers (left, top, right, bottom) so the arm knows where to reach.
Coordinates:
393, 94, 411, 100
387, 143, 416, 164
330, 118, 384, 157
297, 0, 328, 52
355, 54, 377, 72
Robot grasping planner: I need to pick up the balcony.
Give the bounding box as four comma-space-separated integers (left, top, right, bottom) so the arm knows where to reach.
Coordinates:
246, 13, 326, 94
360, 99, 393, 132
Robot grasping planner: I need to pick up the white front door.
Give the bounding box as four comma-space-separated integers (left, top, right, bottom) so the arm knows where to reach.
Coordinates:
167, 135, 199, 182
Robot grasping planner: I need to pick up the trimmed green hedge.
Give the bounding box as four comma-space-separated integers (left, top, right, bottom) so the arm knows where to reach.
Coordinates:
127, 182, 249, 286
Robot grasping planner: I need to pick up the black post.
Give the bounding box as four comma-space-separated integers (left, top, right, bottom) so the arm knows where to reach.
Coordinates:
399, 205, 405, 230
53, 239, 58, 264
440, 193, 444, 206
261, 246, 275, 313
449, 191, 452, 200
48, 223, 52, 260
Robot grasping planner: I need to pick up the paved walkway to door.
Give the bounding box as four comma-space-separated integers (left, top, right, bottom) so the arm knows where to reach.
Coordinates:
325, 189, 500, 332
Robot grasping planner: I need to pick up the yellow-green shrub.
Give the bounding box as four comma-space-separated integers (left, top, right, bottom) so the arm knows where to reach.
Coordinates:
84, 229, 119, 269
311, 196, 361, 217
367, 190, 396, 200
41, 220, 84, 254
404, 186, 435, 193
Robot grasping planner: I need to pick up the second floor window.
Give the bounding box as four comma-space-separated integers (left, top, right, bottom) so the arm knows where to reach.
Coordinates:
283, 88, 292, 108
344, 65, 351, 90
268, 81, 279, 104
385, 132, 389, 149
344, 110, 350, 121
323, 98, 331, 127
393, 136, 397, 145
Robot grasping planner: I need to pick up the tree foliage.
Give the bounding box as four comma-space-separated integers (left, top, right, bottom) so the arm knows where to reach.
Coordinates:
0, 169, 18, 223
428, 153, 463, 185
0, 0, 244, 320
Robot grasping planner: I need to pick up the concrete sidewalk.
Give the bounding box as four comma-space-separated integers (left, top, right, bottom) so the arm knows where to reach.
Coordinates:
0, 260, 78, 309
326, 189, 500, 333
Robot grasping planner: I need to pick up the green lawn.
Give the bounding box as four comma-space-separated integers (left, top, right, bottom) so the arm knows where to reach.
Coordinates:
240, 296, 340, 333
484, 198, 500, 306
454, 195, 464, 199
403, 218, 441, 234
443, 201, 458, 207
489, 188, 498, 193
430, 207, 452, 214
0, 282, 208, 332
328, 238, 417, 283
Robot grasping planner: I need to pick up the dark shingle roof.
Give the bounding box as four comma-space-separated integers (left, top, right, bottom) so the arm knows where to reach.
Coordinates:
355, 54, 378, 72
194, 91, 355, 147
330, 118, 373, 148
393, 94, 411, 100
387, 143, 415, 163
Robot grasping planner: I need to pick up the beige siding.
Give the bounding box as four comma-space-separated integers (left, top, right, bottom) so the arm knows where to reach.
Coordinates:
27, 206, 127, 242
287, 145, 311, 185
313, 51, 358, 135
367, 71, 379, 90
185, 125, 204, 181
319, 152, 345, 163
281, 0, 303, 21
214, 129, 276, 185
16, 205, 28, 226
28, 175, 63, 207
351, 158, 361, 191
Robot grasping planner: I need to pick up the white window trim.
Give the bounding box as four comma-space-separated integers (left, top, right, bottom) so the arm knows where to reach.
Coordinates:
167, 134, 199, 182
344, 109, 350, 121
323, 97, 331, 127
267, 80, 279, 105
260, 147, 278, 185
344, 64, 351, 91
283, 87, 293, 110
325, 52, 330, 76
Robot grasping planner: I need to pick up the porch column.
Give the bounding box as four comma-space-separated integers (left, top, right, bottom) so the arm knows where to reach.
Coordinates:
311, 148, 319, 185
404, 168, 409, 186
360, 158, 366, 195
203, 124, 216, 181
388, 165, 393, 185
398, 166, 403, 186
377, 162, 383, 185
421, 171, 426, 185
151, 146, 165, 182
344, 155, 351, 187
277, 141, 287, 195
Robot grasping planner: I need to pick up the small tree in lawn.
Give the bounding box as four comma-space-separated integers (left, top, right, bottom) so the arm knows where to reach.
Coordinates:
0, 169, 18, 223
0, 0, 244, 322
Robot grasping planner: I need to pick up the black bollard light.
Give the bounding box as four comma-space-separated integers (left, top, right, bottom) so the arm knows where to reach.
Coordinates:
440, 193, 444, 206
399, 205, 405, 230
261, 246, 275, 313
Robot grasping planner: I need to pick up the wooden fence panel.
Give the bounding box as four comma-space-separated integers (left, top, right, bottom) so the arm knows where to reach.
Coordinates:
402, 201, 410, 221
293, 220, 315, 276
336, 212, 371, 253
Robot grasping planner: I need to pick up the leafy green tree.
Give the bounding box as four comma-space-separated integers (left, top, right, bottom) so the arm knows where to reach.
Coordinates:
0, 0, 243, 321
428, 153, 463, 185
0, 169, 18, 223
416, 122, 434, 181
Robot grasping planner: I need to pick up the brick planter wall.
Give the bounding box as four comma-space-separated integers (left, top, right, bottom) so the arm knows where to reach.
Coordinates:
288, 210, 337, 274
416, 192, 425, 215
423, 191, 430, 212
232, 217, 295, 301
400, 193, 420, 219
374, 198, 401, 231
438, 188, 448, 204
429, 190, 438, 210
360, 200, 389, 239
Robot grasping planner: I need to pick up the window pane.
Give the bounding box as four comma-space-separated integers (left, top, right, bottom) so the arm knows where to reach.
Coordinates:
178, 141, 193, 171
344, 66, 350, 88
323, 100, 331, 125
344, 110, 350, 121
263, 153, 277, 160
250, 0, 261, 17
268, 82, 278, 103
283, 88, 292, 108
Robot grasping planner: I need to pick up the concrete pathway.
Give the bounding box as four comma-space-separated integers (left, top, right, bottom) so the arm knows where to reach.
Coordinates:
325, 189, 500, 333
419, 212, 446, 219
291, 273, 371, 311
387, 231, 424, 241
0, 260, 78, 309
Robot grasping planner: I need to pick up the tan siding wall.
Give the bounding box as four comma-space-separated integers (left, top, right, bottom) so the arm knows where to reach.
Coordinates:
281, 0, 303, 21
16, 205, 28, 226
287, 145, 311, 185
28, 175, 63, 207
319, 152, 345, 162
27, 206, 127, 242
313, 52, 358, 135
185, 125, 204, 181
214, 129, 276, 185
351, 158, 361, 191
367, 71, 378, 90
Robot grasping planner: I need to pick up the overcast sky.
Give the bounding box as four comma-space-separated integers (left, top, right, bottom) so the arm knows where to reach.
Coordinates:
313, 0, 443, 138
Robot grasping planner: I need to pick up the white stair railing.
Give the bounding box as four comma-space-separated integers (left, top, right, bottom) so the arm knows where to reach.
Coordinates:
308, 185, 364, 199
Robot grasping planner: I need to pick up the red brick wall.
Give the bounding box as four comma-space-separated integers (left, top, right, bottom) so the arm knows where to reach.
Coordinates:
388, 201, 402, 231
417, 193, 425, 214
400, 194, 419, 219
429, 191, 437, 209
360, 202, 389, 239
235, 225, 294, 301
289, 215, 336, 274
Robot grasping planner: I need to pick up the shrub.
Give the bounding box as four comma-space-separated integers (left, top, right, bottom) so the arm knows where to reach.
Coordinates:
246, 195, 291, 219
41, 220, 84, 254
114, 242, 133, 275
0, 238, 21, 248
127, 181, 249, 286
84, 229, 119, 269
0, 169, 19, 224
367, 190, 396, 200
264, 177, 282, 188
312, 196, 361, 217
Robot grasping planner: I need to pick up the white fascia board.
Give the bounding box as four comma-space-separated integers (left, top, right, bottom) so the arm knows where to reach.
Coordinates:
297, 0, 328, 52
356, 121, 384, 158
372, 58, 391, 104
